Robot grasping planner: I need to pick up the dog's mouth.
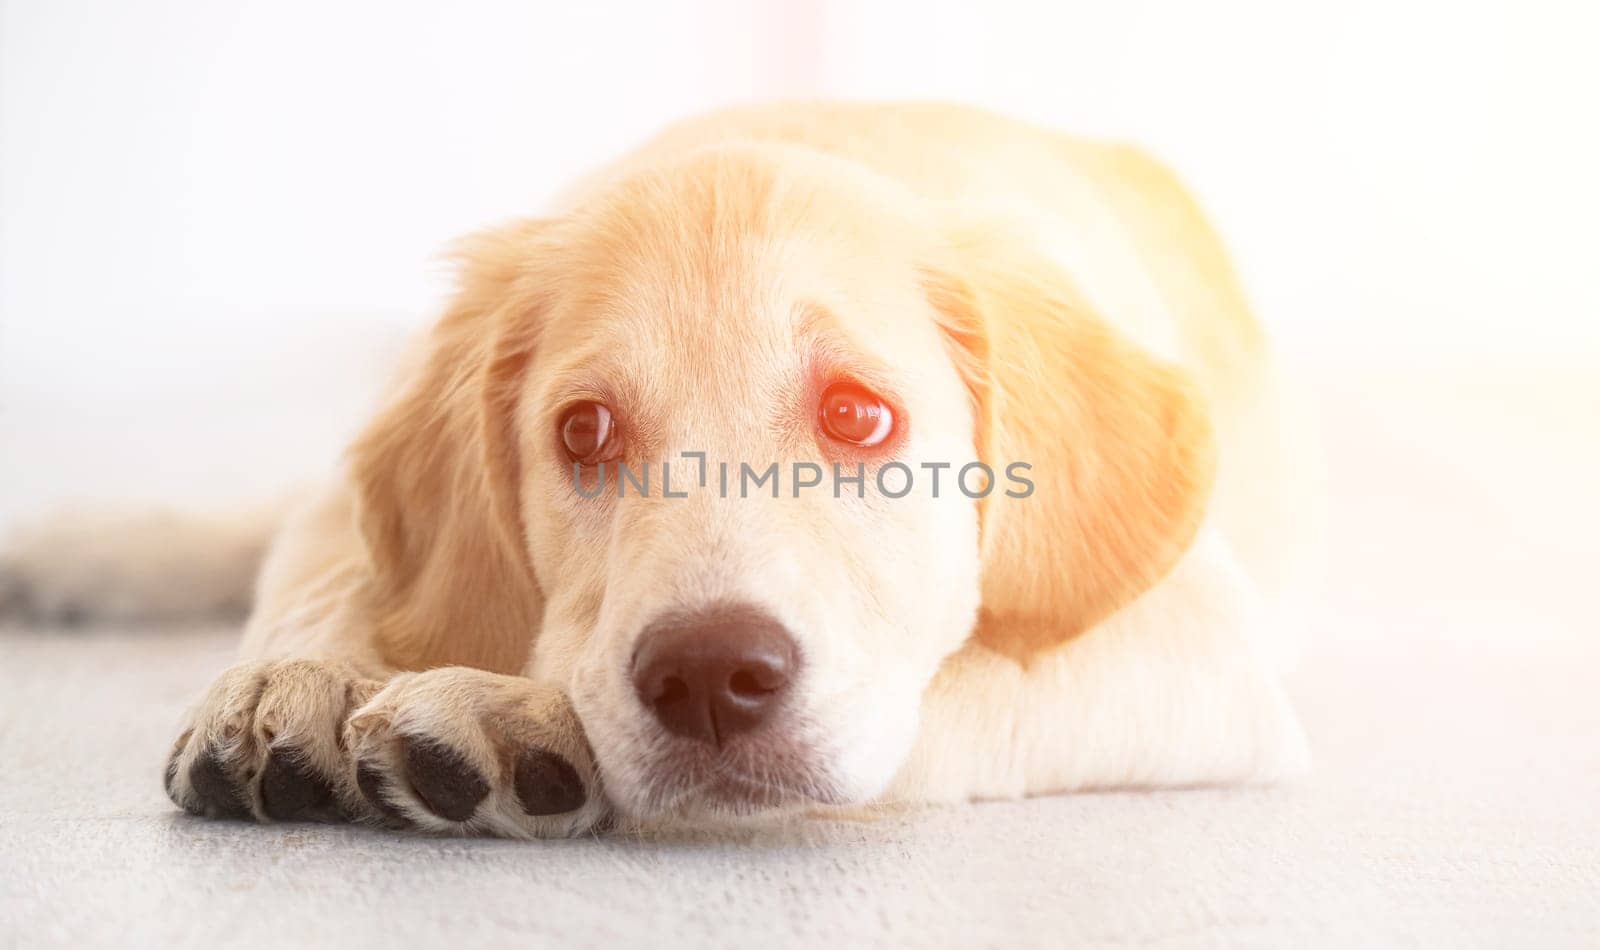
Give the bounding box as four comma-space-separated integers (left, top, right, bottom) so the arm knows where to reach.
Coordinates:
626, 736, 846, 819
694, 763, 842, 814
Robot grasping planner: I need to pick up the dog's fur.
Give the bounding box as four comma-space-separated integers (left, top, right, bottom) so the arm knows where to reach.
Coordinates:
9, 102, 1314, 836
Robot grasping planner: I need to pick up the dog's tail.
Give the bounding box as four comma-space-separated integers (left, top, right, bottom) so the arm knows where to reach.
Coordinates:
0, 503, 289, 627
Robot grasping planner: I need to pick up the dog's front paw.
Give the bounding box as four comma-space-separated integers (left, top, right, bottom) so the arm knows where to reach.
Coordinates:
165, 658, 381, 822
343, 667, 607, 838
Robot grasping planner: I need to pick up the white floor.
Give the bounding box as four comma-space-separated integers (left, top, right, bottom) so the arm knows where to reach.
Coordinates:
2, 365, 1597, 948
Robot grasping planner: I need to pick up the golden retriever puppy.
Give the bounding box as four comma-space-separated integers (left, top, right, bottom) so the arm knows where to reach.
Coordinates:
155, 102, 1311, 835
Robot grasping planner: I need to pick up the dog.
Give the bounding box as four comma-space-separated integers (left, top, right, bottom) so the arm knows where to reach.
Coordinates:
14, 102, 1316, 836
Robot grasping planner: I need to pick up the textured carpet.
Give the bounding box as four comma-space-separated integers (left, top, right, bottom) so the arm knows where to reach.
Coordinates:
2, 365, 1596, 948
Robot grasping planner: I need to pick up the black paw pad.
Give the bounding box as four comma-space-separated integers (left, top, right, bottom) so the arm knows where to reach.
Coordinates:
187, 749, 251, 820
514, 749, 586, 816
260, 747, 339, 822
401, 738, 488, 822
355, 761, 413, 828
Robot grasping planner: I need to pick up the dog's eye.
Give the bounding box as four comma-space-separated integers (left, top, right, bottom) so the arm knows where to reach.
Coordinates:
818, 383, 894, 447
559, 401, 617, 464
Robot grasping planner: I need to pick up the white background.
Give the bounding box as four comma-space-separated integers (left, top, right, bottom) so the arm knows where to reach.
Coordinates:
2, 0, 1597, 529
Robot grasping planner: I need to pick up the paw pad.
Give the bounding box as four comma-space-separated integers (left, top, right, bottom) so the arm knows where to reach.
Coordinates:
514, 748, 586, 816
187, 750, 251, 820
259, 748, 339, 822
401, 737, 489, 822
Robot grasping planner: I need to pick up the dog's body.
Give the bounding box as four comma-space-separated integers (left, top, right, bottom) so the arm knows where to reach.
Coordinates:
46, 103, 1313, 834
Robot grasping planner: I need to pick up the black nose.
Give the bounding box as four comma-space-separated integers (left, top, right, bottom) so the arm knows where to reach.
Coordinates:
631, 603, 799, 745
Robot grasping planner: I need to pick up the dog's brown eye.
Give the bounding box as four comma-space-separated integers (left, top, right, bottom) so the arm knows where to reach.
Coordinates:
818, 383, 894, 447
559, 402, 616, 463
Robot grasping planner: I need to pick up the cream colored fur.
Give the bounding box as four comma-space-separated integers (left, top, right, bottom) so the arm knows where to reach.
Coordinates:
7, 102, 1312, 836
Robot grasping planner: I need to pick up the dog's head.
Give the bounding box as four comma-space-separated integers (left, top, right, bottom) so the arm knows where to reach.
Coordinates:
352, 144, 1214, 821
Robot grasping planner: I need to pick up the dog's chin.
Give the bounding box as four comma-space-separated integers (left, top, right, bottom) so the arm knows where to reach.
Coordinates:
608, 737, 849, 824
687, 769, 846, 817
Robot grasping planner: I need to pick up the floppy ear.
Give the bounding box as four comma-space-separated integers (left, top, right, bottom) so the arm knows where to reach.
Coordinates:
924, 223, 1217, 662
350, 219, 556, 673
